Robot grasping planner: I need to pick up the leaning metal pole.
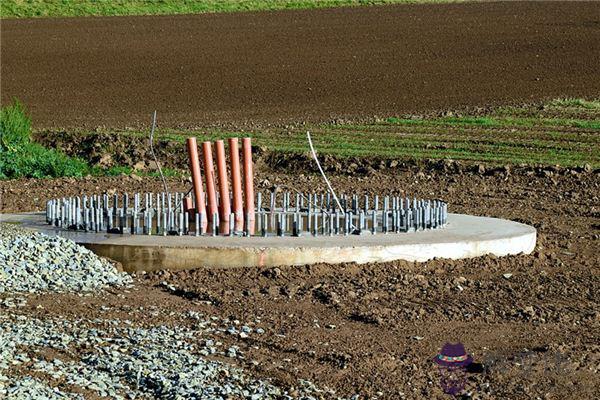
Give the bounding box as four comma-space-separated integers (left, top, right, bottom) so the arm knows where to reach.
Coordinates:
148, 111, 169, 194
307, 131, 343, 212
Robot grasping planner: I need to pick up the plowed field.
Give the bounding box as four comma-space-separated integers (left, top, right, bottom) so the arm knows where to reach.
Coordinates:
2, 1, 600, 129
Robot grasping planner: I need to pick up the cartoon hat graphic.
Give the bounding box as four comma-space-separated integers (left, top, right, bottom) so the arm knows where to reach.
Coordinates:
433, 342, 473, 368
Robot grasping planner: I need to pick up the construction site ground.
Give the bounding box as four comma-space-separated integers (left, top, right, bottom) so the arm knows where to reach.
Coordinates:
2, 164, 599, 398
1, 1, 599, 398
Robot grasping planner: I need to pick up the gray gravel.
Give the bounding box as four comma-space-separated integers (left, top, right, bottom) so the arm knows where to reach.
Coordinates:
2, 375, 84, 400
1, 313, 334, 399
0, 223, 338, 399
0, 223, 132, 293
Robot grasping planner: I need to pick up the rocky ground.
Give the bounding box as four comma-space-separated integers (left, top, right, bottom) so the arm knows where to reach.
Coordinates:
0, 224, 132, 294
1, 162, 599, 399
0, 224, 333, 399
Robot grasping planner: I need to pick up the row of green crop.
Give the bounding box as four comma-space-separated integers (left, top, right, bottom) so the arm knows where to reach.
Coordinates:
115, 107, 598, 167
112, 124, 599, 168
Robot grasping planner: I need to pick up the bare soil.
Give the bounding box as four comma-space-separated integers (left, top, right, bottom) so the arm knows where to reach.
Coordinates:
2, 1, 600, 130
2, 165, 599, 399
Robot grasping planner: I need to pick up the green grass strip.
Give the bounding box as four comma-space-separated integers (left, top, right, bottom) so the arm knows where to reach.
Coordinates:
2, 0, 462, 19
95, 124, 599, 168
383, 116, 600, 130
547, 98, 600, 110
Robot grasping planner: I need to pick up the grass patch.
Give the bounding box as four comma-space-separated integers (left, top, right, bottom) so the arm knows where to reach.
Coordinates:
385, 116, 497, 126
0, 100, 177, 180
384, 115, 600, 130
18, 96, 600, 175
0, 100, 90, 179
100, 165, 133, 177
1, 0, 461, 18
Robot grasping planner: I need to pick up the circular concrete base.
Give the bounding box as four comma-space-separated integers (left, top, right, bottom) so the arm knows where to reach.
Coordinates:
1, 212, 536, 272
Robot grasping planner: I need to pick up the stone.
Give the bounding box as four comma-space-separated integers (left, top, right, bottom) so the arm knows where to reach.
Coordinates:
583, 163, 592, 173
96, 153, 114, 168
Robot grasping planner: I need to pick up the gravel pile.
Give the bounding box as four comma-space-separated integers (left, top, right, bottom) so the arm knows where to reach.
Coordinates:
0, 313, 334, 399
0, 223, 132, 293
0, 224, 336, 398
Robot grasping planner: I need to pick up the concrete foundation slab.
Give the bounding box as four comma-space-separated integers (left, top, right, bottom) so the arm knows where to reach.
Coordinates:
1, 212, 536, 272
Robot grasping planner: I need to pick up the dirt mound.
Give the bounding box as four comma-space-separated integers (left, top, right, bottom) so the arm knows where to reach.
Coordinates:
34, 129, 597, 179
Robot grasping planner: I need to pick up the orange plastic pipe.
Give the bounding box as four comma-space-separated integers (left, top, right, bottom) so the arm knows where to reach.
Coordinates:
202, 141, 218, 232
215, 140, 231, 235
229, 137, 244, 232
186, 137, 207, 233
242, 137, 255, 235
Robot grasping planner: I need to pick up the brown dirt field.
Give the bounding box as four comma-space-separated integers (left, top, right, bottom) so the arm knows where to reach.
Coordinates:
2, 1, 600, 130
2, 165, 599, 398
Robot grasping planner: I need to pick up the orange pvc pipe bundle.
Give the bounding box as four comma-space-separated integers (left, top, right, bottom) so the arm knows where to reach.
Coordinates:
186, 136, 254, 236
